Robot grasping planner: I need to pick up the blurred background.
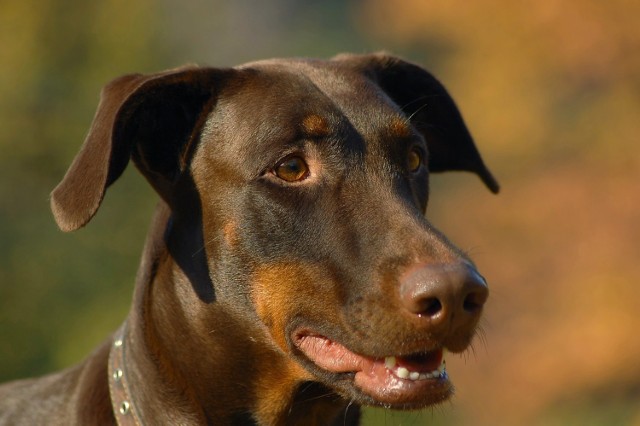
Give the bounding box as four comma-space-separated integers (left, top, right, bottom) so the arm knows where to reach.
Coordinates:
1, 0, 638, 424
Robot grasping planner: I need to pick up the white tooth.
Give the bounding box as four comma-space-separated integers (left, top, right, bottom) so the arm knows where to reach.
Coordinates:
384, 356, 396, 369
431, 369, 441, 378
438, 363, 446, 374
409, 371, 420, 381
419, 373, 428, 380
397, 367, 410, 379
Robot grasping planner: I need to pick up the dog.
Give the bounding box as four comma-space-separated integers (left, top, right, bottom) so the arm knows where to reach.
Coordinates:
0, 52, 499, 425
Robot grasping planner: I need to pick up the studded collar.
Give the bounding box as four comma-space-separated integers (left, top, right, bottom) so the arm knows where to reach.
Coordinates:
108, 321, 143, 426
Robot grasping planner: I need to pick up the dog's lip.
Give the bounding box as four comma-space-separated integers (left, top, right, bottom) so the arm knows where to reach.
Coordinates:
292, 331, 452, 407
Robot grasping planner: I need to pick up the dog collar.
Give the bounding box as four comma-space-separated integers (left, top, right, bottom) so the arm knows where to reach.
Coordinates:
108, 321, 143, 426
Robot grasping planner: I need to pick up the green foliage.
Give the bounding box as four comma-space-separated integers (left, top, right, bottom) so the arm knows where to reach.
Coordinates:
1, 1, 638, 424
0, 0, 163, 380
0, 0, 373, 380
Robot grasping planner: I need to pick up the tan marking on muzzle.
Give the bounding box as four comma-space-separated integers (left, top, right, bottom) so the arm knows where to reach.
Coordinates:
251, 261, 340, 421
253, 358, 314, 424
251, 262, 336, 351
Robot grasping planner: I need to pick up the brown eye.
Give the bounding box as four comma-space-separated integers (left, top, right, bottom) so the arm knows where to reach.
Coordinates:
407, 148, 423, 173
274, 156, 309, 182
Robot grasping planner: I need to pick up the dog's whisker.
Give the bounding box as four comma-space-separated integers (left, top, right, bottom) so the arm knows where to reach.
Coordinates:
294, 390, 338, 405
462, 245, 485, 258
343, 399, 355, 426
399, 94, 439, 111
406, 101, 432, 122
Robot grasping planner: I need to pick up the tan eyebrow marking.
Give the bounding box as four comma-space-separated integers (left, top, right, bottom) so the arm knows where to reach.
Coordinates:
301, 114, 330, 138
388, 116, 412, 138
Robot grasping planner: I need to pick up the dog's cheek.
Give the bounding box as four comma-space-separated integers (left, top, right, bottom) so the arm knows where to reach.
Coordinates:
250, 262, 336, 352
222, 219, 239, 248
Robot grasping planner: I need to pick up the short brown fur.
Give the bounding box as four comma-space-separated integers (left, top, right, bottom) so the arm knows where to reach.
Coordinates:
0, 53, 497, 425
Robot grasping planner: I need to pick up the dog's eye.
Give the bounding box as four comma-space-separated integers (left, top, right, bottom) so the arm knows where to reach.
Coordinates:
274, 156, 309, 182
407, 147, 423, 173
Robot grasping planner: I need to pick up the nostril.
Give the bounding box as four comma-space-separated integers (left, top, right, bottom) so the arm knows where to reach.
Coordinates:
420, 297, 443, 317
463, 291, 485, 313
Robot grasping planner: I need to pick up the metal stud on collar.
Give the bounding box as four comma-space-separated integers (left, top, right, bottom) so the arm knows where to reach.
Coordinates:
113, 368, 123, 381
120, 401, 131, 415
108, 321, 142, 425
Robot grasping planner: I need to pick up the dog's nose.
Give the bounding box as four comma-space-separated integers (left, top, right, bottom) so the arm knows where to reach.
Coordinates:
399, 263, 488, 332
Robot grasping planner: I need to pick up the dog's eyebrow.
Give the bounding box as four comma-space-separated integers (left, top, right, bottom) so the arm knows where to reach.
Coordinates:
300, 114, 330, 138
387, 116, 413, 139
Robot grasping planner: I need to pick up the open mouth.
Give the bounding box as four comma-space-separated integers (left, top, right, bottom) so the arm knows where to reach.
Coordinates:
293, 332, 453, 408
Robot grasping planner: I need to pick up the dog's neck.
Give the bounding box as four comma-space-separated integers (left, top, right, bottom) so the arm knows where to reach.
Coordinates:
116, 203, 354, 425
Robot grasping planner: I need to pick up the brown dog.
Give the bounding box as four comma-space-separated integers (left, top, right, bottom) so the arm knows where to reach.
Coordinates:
0, 53, 498, 425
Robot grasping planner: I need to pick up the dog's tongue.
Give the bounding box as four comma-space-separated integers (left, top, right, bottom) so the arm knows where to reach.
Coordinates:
296, 334, 442, 372
295, 334, 448, 404
296, 335, 368, 372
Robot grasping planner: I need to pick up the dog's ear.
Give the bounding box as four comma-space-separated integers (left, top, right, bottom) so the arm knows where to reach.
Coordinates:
51, 66, 230, 232
335, 52, 499, 194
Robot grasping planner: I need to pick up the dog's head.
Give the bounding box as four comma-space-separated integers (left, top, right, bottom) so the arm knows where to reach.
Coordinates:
51, 53, 498, 410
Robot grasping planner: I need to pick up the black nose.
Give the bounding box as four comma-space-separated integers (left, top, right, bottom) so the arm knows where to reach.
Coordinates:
399, 263, 489, 333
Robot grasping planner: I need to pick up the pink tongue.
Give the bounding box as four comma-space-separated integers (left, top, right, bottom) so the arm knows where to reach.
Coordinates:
295, 335, 443, 375
296, 335, 375, 373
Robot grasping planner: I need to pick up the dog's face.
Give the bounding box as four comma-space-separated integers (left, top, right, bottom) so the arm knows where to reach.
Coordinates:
51, 53, 498, 410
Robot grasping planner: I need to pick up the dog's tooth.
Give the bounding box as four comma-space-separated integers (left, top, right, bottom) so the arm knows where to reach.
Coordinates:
384, 356, 396, 369
396, 367, 410, 379
384, 355, 446, 380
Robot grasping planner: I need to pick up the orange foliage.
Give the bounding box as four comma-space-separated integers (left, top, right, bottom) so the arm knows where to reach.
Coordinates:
359, 0, 640, 423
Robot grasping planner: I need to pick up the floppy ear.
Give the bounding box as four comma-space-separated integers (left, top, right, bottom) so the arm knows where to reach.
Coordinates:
50, 66, 230, 232
336, 52, 499, 193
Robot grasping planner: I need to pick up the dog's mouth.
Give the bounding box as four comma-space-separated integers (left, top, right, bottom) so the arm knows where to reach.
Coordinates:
293, 332, 452, 408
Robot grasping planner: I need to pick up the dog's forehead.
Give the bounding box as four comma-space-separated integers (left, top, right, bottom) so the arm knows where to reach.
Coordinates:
226, 58, 411, 141
195, 59, 416, 178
